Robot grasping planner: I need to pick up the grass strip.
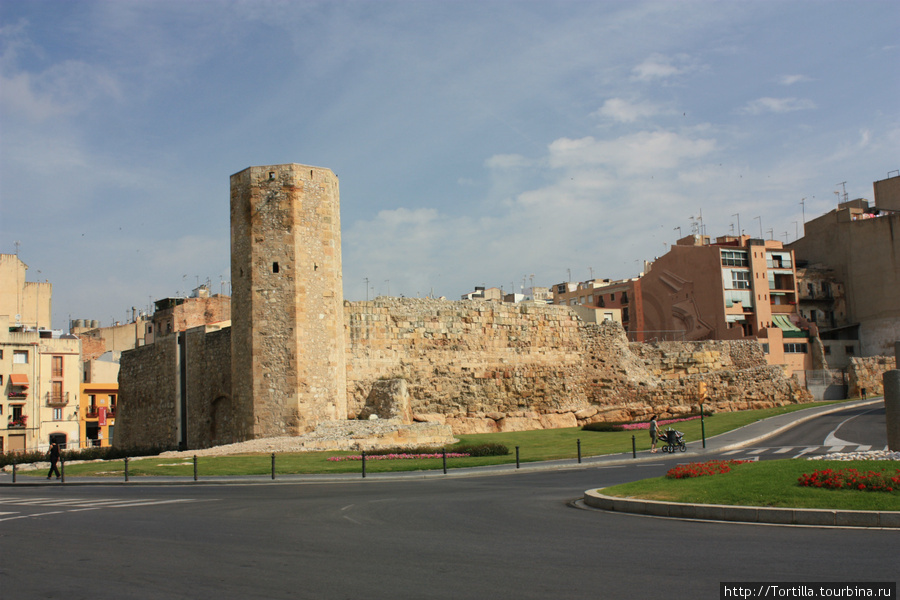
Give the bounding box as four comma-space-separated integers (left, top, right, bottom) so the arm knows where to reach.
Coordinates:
600, 459, 900, 511
24, 400, 843, 478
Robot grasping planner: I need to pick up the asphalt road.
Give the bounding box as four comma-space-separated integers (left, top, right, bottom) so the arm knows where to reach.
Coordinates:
1, 404, 897, 600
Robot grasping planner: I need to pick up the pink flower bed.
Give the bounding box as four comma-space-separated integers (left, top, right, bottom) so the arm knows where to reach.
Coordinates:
327, 452, 470, 462
622, 416, 701, 431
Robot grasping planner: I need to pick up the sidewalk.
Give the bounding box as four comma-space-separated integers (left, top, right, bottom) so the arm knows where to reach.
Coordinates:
0, 399, 882, 487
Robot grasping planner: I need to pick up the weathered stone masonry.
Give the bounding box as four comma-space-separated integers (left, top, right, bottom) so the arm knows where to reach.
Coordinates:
115, 163, 811, 451
117, 297, 810, 449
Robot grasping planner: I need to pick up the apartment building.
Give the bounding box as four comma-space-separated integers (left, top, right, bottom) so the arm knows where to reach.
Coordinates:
145, 285, 231, 344
1, 255, 82, 452
788, 174, 900, 358
639, 234, 811, 375
552, 277, 645, 340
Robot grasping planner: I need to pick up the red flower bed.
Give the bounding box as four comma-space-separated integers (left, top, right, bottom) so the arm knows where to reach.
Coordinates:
798, 467, 900, 492
666, 459, 750, 479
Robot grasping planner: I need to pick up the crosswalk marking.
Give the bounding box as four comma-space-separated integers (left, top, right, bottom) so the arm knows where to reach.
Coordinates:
0, 496, 204, 522
718, 444, 889, 460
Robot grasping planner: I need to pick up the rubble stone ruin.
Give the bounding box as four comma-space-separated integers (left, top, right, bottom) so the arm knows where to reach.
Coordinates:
116, 164, 811, 451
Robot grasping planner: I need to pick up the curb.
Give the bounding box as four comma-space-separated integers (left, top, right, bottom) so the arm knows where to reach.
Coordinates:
583, 489, 900, 528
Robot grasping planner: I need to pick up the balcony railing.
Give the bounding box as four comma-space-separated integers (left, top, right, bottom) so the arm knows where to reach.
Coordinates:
45, 391, 70, 407
7, 391, 28, 402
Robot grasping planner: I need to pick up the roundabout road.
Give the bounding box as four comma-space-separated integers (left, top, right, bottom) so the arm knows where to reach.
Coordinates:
1, 404, 897, 599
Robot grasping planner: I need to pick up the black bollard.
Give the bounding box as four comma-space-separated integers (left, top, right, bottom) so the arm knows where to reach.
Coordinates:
361, 451, 367, 478
193, 455, 198, 481
700, 403, 707, 449
271, 453, 276, 480
577, 439, 582, 464
60, 458, 65, 484
442, 448, 447, 474
632, 435, 636, 458
124, 457, 129, 482
515, 446, 520, 469
11, 460, 16, 484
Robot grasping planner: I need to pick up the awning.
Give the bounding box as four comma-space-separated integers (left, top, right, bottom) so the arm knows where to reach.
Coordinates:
773, 314, 807, 338
9, 374, 29, 387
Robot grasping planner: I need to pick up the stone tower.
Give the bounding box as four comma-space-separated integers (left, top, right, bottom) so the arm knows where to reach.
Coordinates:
230, 164, 347, 439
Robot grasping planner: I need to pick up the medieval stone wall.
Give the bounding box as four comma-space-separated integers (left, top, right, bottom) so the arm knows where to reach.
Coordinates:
185, 326, 232, 448
344, 298, 810, 434
116, 336, 178, 449
849, 355, 897, 397
117, 296, 811, 449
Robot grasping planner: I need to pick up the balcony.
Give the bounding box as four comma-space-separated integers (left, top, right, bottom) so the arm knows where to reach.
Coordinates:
46, 391, 70, 407
7, 391, 28, 403
7, 417, 27, 429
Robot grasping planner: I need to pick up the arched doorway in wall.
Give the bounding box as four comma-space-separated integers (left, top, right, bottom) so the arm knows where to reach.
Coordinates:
49, 432, 68, 450
209, 396, 232, 447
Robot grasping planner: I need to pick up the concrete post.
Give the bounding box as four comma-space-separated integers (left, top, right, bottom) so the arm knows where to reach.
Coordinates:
885, 370, 900, 452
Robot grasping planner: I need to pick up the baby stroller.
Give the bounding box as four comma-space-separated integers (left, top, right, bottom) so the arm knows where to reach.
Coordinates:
660, 428, 686, 452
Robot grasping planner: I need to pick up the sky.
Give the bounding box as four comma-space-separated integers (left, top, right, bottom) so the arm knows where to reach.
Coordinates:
1, 1, 898, 330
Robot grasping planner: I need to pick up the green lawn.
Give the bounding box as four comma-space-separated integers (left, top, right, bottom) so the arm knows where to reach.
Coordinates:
600, 459, 900, 511
25, 400, 844, 478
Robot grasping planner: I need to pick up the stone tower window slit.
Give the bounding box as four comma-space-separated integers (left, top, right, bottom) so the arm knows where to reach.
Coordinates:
273, 262, 279, 274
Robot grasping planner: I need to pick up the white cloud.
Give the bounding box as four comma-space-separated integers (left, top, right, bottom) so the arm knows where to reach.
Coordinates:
594, 98, 665, 123
739, 97, 816, 115
547, 131, 716, 174
631, 53, 698, 81
779, 74, 812, 86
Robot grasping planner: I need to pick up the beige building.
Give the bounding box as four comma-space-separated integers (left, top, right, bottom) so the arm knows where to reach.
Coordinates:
1, 255, 82, 452
788, 174, 900, 357
0, 254, 51, 330
552, 277, 645, 341
461, 286, 503, 301
639, 234, 811, 376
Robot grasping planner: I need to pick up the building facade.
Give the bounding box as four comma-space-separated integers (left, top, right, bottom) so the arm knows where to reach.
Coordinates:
552, 277, 645, 341
639, 234, 811, 376
788, 174, 900, 358
1, 255, 82, 453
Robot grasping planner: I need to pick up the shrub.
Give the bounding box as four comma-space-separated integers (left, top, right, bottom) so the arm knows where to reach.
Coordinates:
581, 422, 625, 432
452, 443, 509, 457
0, 445, 169, 469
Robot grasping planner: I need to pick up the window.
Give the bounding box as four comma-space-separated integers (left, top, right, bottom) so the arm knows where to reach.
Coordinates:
731, 271, 751, 289
610, 293, 615, 302
721, 250, 748, 267
622, 307, 629, 322
761, 343, 769, 354
846, 345, 855, 355
53, 408, 63, 421
13, 350, 28, 364
52, 356, 63, 378
824, 346, 832, 355
621, 292, 629, 304
784, 343, 808, 353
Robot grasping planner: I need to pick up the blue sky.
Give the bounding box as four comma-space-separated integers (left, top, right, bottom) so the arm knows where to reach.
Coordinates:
1, 1, 898, 330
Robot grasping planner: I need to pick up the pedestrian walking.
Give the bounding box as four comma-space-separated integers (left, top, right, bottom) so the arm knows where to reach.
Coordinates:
649, 415, 659, 453
47, 441, 61, 480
